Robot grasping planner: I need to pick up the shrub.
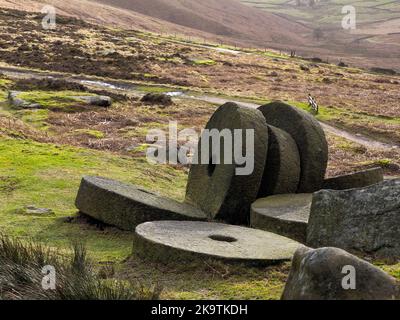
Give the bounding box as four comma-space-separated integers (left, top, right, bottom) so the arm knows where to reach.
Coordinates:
0, 235, 161, 300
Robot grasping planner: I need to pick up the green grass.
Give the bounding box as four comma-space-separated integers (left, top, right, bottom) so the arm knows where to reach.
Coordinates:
0, 78, 12, 89
192, 59, 216, 66
73, 129, 105, 139
0, 136, 290, 300
16, 91, 95, 110
0, 137, 187, 262
16, 109, 49, 130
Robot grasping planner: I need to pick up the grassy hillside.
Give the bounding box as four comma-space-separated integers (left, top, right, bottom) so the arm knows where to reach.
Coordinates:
241, 0, 400, 28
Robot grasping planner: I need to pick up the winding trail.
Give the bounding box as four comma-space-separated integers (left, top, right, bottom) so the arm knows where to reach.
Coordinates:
0, 66, 398, 151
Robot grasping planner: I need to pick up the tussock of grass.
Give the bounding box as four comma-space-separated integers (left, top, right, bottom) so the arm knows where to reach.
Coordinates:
0, 235, 161, 300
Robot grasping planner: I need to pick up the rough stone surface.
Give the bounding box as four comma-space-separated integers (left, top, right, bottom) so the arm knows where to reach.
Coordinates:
282, 246, 400, 300
135, 221, 301, 265
141, 93, 173, 106
258, 125, 301, 197
322, 167, 383, 190
185, 103, 269, 224
258, 101, 328, 193
307, 179, 400, 259
74, 95, 112, 107
75, 176, 207, 231
251, 194, 311, 243
15, 205, 55, 216
8, 91, 41, 109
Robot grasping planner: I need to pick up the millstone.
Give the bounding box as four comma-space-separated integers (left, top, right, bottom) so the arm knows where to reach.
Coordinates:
322, 167, 383, 190
251, 194, 312, 243
75, 176, 207, 231
258, 125, 301, 197
134, 221, 301, 266
185, 102, 269, 224
258, 101, 328, 193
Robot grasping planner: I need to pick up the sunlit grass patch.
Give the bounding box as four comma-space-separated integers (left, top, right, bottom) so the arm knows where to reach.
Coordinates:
73, 129, 105, 139
0, 137, 187, 262
16, 91, 95, 110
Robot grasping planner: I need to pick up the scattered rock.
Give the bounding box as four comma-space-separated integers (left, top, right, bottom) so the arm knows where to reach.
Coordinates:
14, 78, 86, 92
185, 103, 269, 224
72, 95, 112, 107
307, 179, 400, 260
300, 65, 309, 72
258, 101, 328, 193
370, 67, 397, 76
14, 205, 55, 216
141, 93, 173, 106
282, 246, 400, 300
8, 91, 41, 109
135, 221, 301, 266
258, 125, 300, 197
322, 167, 383, 190
251, 194, 312, 243
75, 176, 207, 231
322, 77, 334, 84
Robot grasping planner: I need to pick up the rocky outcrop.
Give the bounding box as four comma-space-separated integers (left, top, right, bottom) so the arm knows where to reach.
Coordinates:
282, 246, 400, 300
307, 179, 400, 260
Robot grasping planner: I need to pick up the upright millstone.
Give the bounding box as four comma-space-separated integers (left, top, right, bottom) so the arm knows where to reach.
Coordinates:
258, 125, 301, 197
185, 102, 269, 225
258, 101, 328, 193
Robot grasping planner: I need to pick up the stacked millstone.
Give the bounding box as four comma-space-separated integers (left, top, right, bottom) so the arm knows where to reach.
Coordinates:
250, 101, 328, 241
250, 102, 385, 243
75, 102, 316, 265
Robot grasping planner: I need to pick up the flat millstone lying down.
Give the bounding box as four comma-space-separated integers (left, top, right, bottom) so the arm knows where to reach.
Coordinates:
322, 167, 383, 190
75, 176, 207, 231
134, 221, 301, 266
250, 194, 312, 243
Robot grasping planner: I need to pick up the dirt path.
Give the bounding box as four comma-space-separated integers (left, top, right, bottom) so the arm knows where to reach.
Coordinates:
1, 66, 398, 151
187, 94, 399, 150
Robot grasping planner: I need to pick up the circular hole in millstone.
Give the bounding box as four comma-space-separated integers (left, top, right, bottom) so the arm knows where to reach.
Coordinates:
207, 157, 217, 177
209, 234, 238, 243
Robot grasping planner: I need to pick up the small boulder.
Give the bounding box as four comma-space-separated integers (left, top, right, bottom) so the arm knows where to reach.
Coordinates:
300, 65, 310, 72
141, 93, 173, 106
282, 246, 400, 300
74, 95, 112, 107
8, 91, 42, 109
307, 179, 400, 260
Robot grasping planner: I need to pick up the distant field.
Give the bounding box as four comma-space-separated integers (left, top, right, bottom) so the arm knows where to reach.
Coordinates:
240, 0, 400, 28
240, 0, 400, 70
